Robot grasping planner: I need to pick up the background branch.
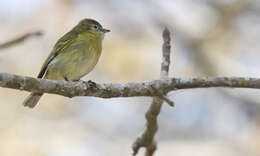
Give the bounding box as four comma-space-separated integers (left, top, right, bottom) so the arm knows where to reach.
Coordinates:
0, 31, 43, 50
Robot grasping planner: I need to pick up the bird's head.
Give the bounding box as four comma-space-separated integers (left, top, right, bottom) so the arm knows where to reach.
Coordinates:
77, 18, 110, 36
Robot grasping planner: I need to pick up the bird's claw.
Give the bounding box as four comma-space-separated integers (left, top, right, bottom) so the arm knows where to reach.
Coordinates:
87, 80, 96, 88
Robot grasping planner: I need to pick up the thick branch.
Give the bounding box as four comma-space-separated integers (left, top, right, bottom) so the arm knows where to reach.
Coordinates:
0, 31, 43, 50
0, 73, 259, 98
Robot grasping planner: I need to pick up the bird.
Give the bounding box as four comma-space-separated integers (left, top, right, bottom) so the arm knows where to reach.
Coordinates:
23, 18, 110, 108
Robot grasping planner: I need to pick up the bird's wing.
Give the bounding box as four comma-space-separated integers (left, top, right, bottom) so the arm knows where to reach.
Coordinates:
37, 31, 77, 78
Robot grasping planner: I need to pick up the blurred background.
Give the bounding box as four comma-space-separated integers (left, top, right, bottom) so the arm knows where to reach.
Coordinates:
0, 0, 260, 155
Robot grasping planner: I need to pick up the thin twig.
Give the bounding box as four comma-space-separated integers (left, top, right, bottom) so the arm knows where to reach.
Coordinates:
157, 95, 174, 107
151, 84, 174, 106
0, 31, 43, 50
132, 28, 172, 156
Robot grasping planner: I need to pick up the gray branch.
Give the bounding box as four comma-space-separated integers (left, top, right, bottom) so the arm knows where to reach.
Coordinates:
0, 73, 259, 98
132, 28, 172, 156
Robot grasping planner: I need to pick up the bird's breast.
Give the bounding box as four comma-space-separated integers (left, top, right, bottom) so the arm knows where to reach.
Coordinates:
75, 37, 102, 76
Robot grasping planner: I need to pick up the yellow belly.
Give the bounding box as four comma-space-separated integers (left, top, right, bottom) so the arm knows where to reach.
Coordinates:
45, 46, 101, 81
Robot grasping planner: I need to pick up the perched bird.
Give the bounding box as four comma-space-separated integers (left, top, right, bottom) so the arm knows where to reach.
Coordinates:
23, 18, 110, 108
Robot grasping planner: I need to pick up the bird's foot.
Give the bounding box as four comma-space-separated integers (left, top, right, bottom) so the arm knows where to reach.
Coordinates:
64, 77, 81, 82
87, 80, 96, 88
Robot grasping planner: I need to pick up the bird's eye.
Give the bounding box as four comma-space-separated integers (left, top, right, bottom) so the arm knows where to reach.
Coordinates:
94, 25, 98, 30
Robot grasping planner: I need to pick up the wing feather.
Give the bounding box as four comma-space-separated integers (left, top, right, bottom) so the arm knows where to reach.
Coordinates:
37, 30, 77, 78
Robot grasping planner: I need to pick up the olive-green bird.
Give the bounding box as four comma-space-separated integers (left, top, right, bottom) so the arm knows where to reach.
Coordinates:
23, 18, 110, 108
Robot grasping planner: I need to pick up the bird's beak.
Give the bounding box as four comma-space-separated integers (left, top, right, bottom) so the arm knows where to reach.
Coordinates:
103, 28, 110, 33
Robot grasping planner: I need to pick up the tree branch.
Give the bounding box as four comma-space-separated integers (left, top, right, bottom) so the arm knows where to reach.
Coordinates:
0, 31, 43, 50
132, 27, 172, 156
0, 73, 259, 98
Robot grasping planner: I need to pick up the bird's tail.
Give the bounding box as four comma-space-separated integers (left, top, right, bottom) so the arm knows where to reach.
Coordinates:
23, 93, 43, 108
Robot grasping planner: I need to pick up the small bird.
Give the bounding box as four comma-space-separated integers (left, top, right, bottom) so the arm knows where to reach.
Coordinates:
23, 18, 110, 108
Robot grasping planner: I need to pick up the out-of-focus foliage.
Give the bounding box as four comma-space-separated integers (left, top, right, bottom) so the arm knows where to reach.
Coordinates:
1, 0, 260, 155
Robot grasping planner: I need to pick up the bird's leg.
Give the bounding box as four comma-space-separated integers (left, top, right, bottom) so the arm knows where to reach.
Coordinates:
64, 77, 69, 81
64, 77, 80, 82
